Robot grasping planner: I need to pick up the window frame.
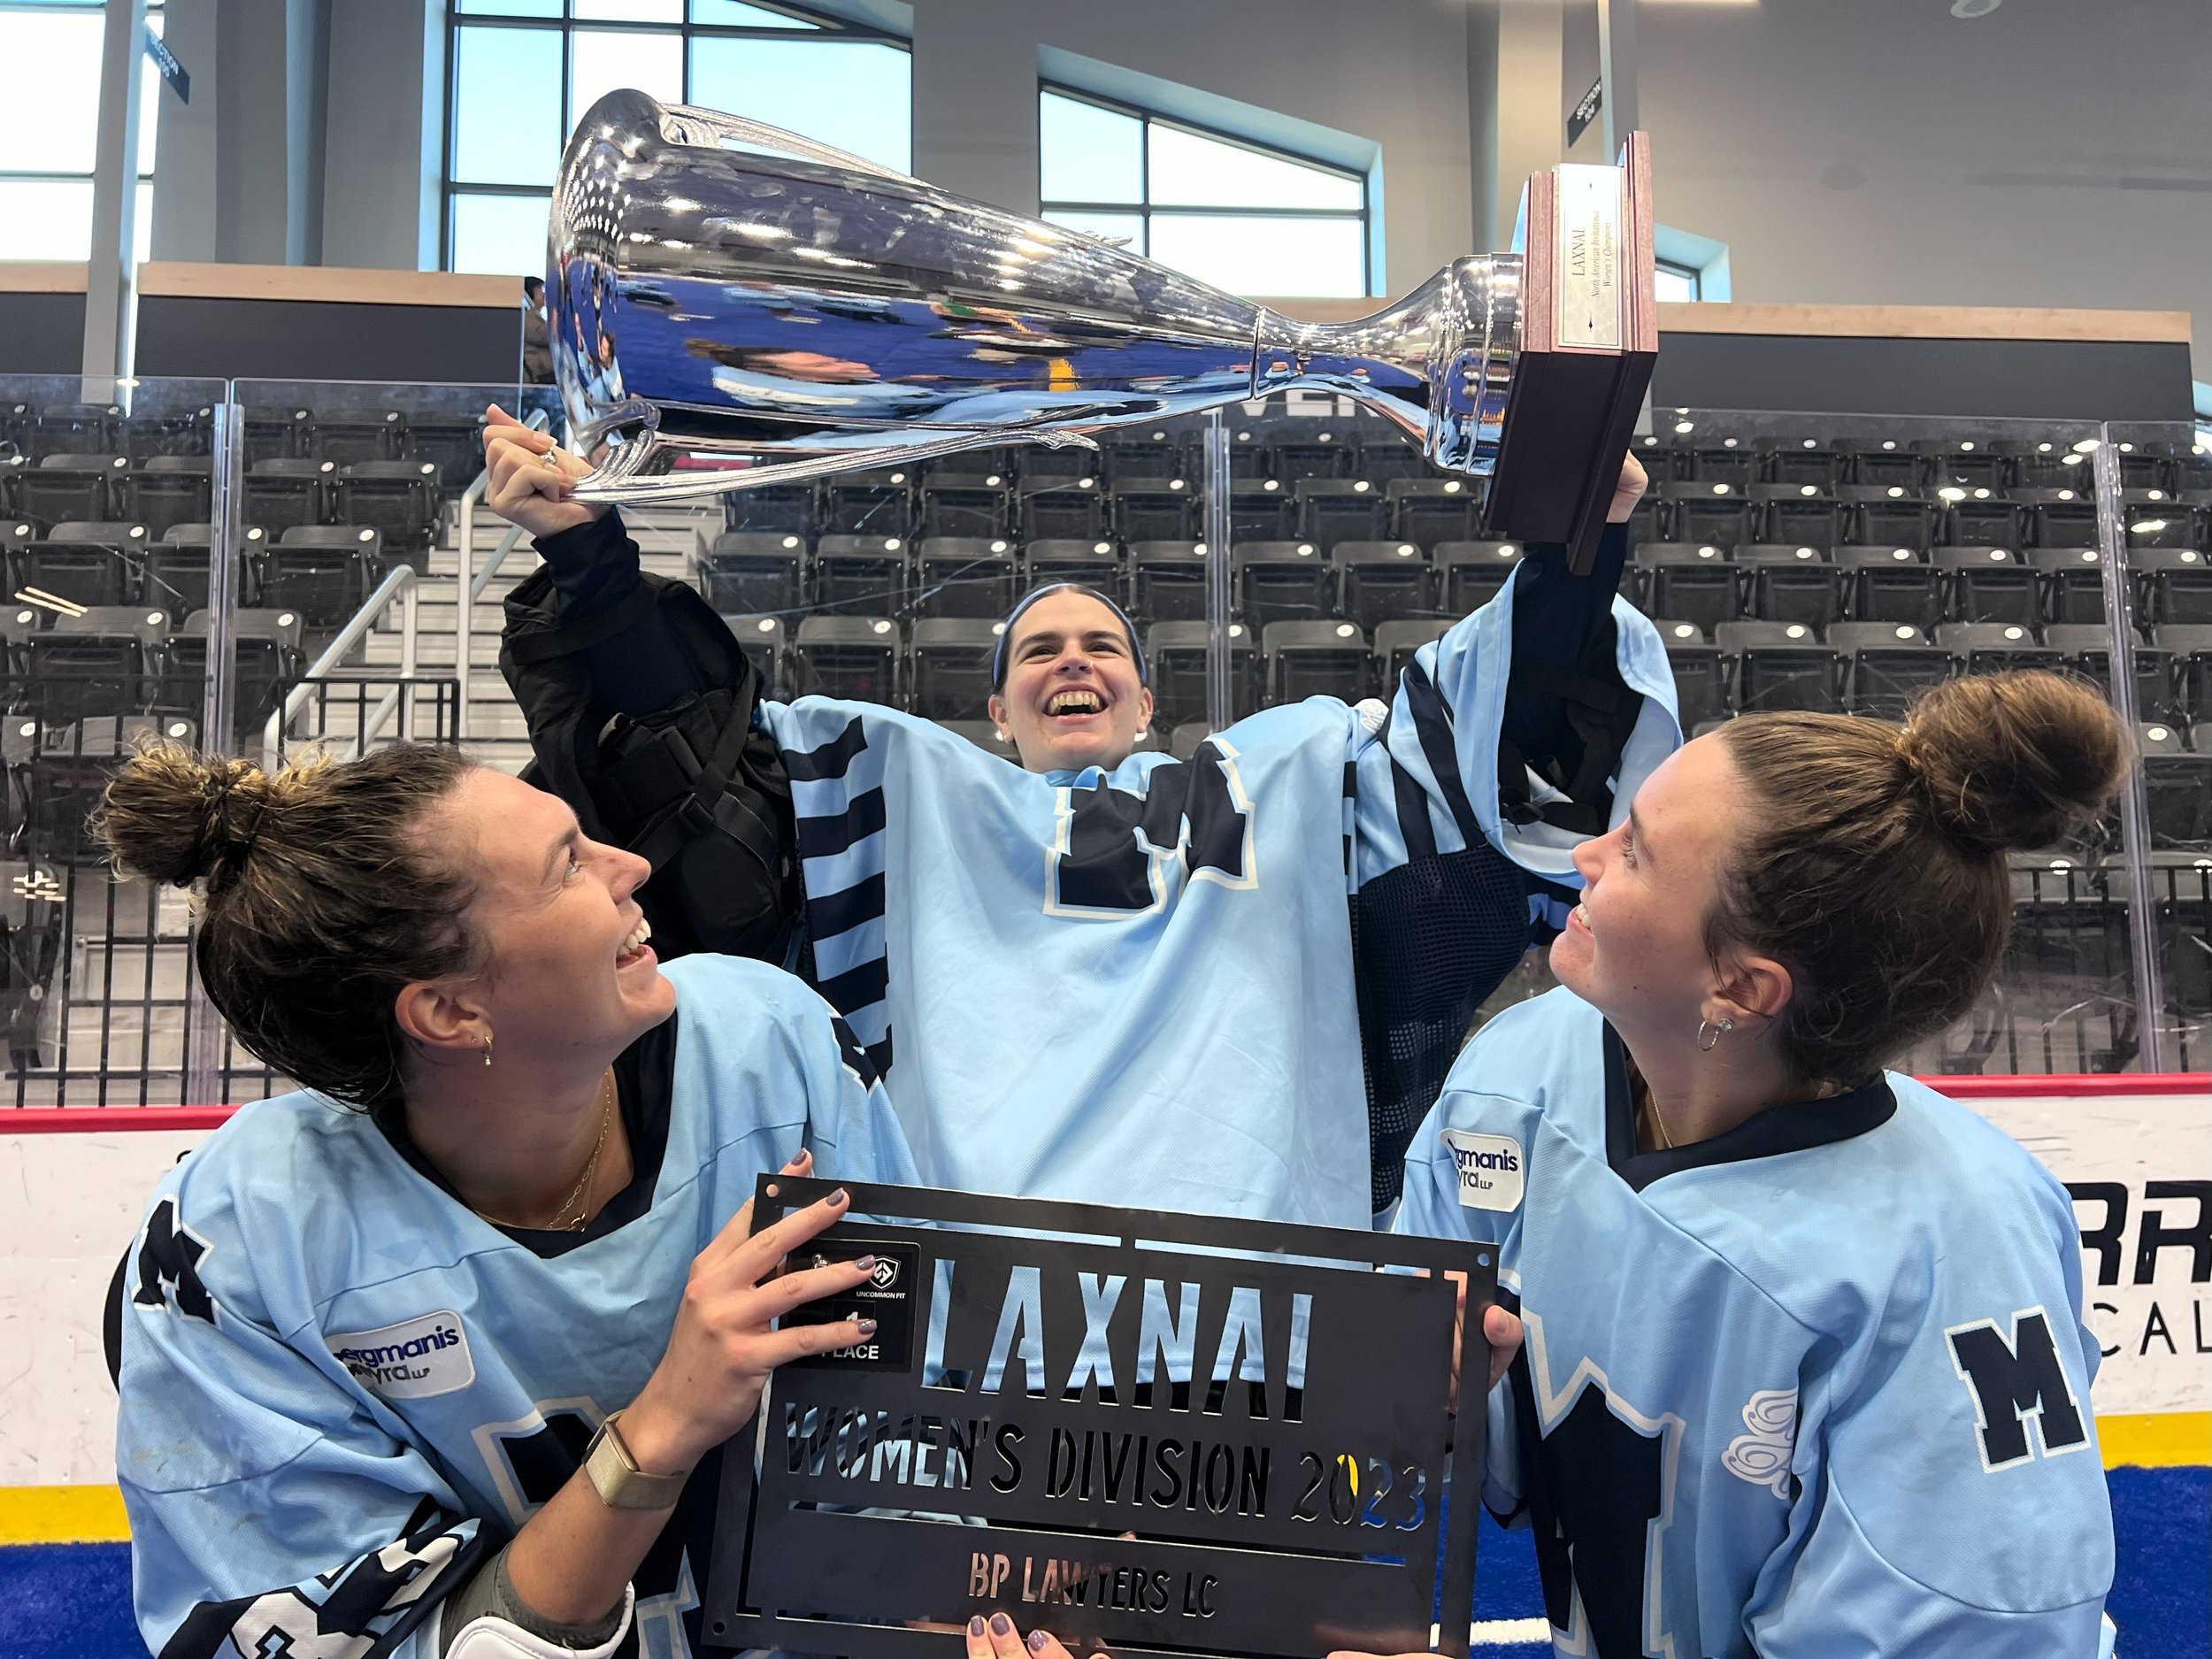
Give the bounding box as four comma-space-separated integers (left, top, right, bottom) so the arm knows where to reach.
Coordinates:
441, 0, 910, 273
1655, 257, 1701, 303
1037, 82, 1372, 297
0, 0, 162, 264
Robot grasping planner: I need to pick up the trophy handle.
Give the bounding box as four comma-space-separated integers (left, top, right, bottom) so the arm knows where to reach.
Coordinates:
657, 102, 922, 187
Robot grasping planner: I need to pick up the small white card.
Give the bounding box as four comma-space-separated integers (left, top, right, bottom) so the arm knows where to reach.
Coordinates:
328, 1310, 477, 1400
1440, 1129, 1526, 1212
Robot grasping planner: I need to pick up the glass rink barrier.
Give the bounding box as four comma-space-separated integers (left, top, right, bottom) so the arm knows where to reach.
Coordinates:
0, 372, 2202, 1110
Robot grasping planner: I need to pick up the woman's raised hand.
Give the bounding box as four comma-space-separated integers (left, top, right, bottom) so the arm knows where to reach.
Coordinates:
617, 1148, 880, 1477
481, 402, 603, 540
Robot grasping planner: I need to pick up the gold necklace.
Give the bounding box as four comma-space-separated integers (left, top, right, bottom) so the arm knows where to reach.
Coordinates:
1631, 1070, 1676, 1152
476, 1071, 616, 1232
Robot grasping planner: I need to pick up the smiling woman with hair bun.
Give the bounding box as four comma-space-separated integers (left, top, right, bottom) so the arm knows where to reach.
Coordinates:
99, 740, 918, 1659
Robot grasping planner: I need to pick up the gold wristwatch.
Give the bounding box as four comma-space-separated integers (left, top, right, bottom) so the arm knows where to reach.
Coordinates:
583, 1409, 689, 1510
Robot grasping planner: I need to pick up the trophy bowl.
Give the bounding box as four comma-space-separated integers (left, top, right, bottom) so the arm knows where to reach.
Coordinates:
549, 88, 1653, 567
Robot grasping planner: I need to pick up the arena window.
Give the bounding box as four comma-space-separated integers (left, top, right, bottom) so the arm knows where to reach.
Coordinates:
442, 0, 910, 276
1038, 86, 1371, 299
0, 0, 162, 263
1655, 260, 1701, 302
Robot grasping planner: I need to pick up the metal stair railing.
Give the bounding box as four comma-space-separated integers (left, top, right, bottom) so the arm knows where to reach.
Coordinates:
261, 564, 422, 770
454, 407, 551, 739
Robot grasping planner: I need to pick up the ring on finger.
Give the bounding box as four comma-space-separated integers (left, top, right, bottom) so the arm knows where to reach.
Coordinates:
539, 447, 561, 471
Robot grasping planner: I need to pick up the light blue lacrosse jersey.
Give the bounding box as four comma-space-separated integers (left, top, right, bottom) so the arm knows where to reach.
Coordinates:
755, 581, 1678, 1229
1397, 987, 2115, 1659
118, 954, 918, 1659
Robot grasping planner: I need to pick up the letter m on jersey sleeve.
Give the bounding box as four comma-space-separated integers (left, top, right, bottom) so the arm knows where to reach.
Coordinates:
1945, 1306, 2091, 1472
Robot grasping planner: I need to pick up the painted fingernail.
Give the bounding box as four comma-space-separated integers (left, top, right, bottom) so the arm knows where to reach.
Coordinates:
970, 1617, 988, 1639
990, 1613, 1013, 1636
1028, 1631, 1051, 1652
827, 1187, 849, 1208
854, 1317, 877, 1336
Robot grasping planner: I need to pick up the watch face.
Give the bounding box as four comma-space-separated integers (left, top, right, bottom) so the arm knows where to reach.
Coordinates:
780, 1236, 920, 1371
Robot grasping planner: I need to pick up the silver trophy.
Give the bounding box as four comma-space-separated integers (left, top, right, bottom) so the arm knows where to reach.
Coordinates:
550, 89, 1654, 569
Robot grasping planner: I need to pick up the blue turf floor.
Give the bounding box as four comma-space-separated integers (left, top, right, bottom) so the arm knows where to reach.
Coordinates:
2, 1469, 2201, 1659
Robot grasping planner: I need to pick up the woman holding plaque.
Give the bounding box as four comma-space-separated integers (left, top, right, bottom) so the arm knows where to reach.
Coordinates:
1388, 672, 2124, 1658
101, 741, 918, 1658
484, 408, 1671, 1232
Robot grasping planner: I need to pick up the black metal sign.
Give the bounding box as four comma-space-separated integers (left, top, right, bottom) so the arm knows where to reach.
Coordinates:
702, 1177, 1497, 1659
1568, 78, 1602, 147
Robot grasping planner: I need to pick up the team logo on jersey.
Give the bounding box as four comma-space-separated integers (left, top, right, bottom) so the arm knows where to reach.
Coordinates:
1720, 1387, 1798, 1498
132, 1194, 219, 1325
1945, 1306, 2091, 1471
1440, 1129, 1525, 1211
328, 1310, 477, 1400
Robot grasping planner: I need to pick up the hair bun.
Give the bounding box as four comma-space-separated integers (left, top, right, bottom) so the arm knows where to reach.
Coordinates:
96, 745, 279, 887
1897, 672, 2127, 854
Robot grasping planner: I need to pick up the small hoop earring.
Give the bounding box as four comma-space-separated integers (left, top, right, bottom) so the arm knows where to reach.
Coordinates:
1696, 1017, 1734, 1052
481, 1034, 494, 1068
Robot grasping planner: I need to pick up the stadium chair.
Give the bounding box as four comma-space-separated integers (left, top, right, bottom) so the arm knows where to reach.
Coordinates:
1938, 488, 2024, 549
15, 526, 147, 612
1437, 541, 1524, 616
1102, 430, 1182, 482
121, 456, 213, 538
19, 606, 164, 723
2114, 442, 2165, 491
1660, 481, 1754, 549
1018, 480, 1103, 544
1733, 544, 1840, 630
0, 520, 32, 557
1266, 619, 1371, 704
1388, 479, 1482, 548
0, 456, 22, 518
2043, 624, 2173, 720
2122, 491, 2200, 551
1296, 479, 1389, 547
1269, 432, 1355, 483
1655, 619, 1729, 729
1838, 484, 1937, 554
1230, 480, 1296, 543
150, 524, 265, 616
1110, 477, 1198, 543
1717, 620, 1841, 714
918, 474, 1012, 541
1638, 542, 1736, 637
1836, 544, 1943, 631
1025, 539, 1123, 595
2136, 721, 2186, 757
2147, 850, 2212, 1018
1337, 541, 1434, 631
403, 416, 486, 493
1632, 433, 1684, 486
334, 460, 441, 561
242, 404, 315, 465
33, 402, 123, 457
313, 408, 407, 466
923, 451, 1018, 486
1994, 439, 2087, 491
1012, 444, 1093, 488
2017, 489, 2098, 550
257, 529, 375, 629
1623, 495, 1662, 550
1145, 620, 1256, 727
1235, 541, 1334, 631
1374, 618, 1452, 690
1838, 438, 1926, 489
24, 713, 196, 866
910, 618, 1002, 720
21, 454, 127, 528
1832, 622, 1953, 719
1912, 439, 2006, 491
1934, 545, 2037, 626
719, 613, 790, 699
2029, 546, 2109, 626
1354, 433, 1433, 484
2135, 548, 2212, 626
1224, 426, 1271, 479
244, 457, 334, 532
2001, 856, 2134, 1071
821, 467, 915, 538
914, 537, 1018, 619
1130, 541, 1211, 624
1749, 483, 1841, 549
725, 479, 818, 539
695, 531, 806, 616
811, 534, 910, 617
2157, 626, 2212, 721
151, 608, 303, 741
1759, 437, 1845, 490
1935, 622, 2062, 678
2168, 444, 2212, 495
1685, 442, 1756, 488
794, 615, 901, 704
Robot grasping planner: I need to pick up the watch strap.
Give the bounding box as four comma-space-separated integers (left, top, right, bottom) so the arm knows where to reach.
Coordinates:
584, 1411, 689, 1510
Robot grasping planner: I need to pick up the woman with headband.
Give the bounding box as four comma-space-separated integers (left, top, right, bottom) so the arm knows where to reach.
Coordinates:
484, 407, 1671, 1231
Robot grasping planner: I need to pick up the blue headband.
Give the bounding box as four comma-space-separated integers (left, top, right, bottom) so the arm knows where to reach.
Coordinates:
990, 582, 1148, 689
